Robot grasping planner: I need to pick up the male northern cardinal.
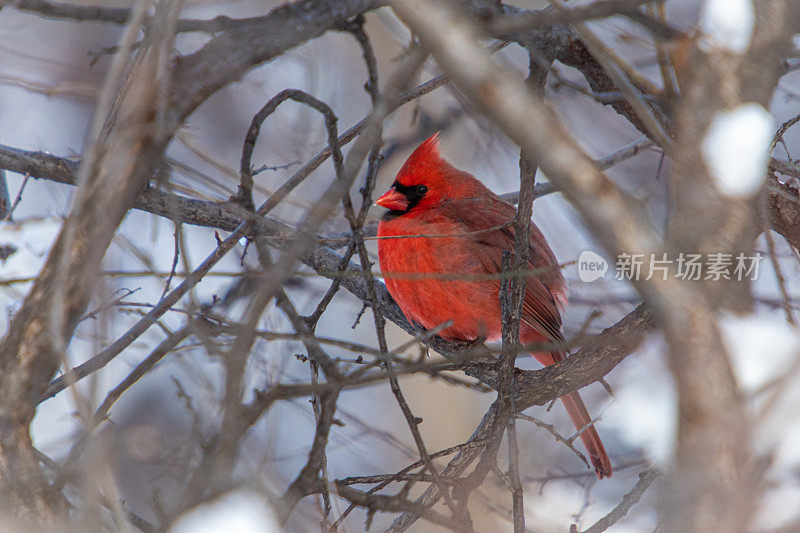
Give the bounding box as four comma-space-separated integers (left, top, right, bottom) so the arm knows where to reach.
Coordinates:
375, 134, 612, 478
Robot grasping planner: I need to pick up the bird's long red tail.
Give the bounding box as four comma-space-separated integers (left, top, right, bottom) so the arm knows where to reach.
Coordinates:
533, 352, 612, 478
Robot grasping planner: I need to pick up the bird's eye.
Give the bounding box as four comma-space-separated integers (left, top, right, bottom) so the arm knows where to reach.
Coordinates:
416, 185, 428, 195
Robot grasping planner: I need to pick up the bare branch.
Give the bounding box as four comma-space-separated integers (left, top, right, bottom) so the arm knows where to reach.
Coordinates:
0, 0, 174, 516
581, 468, 660, 533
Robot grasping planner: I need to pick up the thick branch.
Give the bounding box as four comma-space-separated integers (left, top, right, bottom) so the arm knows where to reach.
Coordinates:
169, 0, 381, 123
0, 3, 174, 517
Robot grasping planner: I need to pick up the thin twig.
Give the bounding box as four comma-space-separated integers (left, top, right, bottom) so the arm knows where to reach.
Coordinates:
516, 413, 590, 469
2, 172, 31, 222
580, 468, 660, 533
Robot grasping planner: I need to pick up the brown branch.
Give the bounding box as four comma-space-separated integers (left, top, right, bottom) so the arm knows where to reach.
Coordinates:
461, 304, 654, 420
333, 484, 464, 530
387, 303, 654, 532
547, 1, 671, 149
0, 2, 177, 516
168, 0, 382, 125
516, 414, 589, 469
581, 468, 660, 533
6, 0, 367, 34
41, 223, 251, 402
656, 1, 800, 529
237, 89, 344, 210
489, 0, 682, 41
494, 68, 544, 525
0, 169, 9, 220
49, 325, 192, 499
278, 391, 341, 523
93, 326, 190, 424
769, 172, 800, 250
174, 73, 382, 513
7, 0, 137, 24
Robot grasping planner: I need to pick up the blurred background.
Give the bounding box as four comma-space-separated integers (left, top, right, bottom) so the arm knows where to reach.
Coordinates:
2, 0, 800, 531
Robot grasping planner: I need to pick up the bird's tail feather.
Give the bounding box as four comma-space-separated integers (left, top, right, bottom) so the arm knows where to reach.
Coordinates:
560, 388, 612, 478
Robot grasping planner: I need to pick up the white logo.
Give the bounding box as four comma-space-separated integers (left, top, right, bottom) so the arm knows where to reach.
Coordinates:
578, 250, 608, 282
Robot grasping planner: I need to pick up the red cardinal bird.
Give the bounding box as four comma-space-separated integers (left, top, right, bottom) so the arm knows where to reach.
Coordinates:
375, 134, 612, 478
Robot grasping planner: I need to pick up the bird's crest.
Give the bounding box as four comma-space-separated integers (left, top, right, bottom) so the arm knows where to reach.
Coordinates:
405, 132, 440, 166
397, 132, 442, 185
416, 131, 440, 157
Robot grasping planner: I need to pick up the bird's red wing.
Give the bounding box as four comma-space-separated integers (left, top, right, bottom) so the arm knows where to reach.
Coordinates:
434, 196, 565, 342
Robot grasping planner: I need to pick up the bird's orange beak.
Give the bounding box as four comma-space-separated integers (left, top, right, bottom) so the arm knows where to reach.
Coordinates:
374, 188, 408, 211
